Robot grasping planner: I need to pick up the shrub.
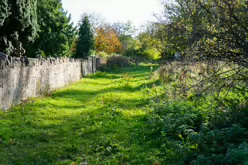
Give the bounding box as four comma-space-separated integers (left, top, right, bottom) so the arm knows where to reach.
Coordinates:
97, 51, 108, 60
123, 48, 140, 57
107, 55, 130, 68
145, 84, 248, 164
142, 48, 161, 60
144, 60, 248, 164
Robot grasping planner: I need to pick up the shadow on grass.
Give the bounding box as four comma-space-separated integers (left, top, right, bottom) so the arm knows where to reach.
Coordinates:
0, 65, 161, 165
51, 79, 160, 103
86, 65, 156, 79
0, 103, 155, 164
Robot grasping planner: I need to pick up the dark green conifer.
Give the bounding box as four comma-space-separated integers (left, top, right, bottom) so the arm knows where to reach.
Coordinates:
74, 16, 95, 59
0, 0, 38, 55
25, 0, 76, 57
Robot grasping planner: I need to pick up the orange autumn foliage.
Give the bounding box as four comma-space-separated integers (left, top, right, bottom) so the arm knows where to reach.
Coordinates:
95, 25, 123, 54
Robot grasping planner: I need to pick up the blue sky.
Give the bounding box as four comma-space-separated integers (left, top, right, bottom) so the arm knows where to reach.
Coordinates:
62, 0, 163, 28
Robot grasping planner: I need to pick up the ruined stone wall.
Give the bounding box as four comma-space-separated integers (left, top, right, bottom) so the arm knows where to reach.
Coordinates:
0, 55, 100, 110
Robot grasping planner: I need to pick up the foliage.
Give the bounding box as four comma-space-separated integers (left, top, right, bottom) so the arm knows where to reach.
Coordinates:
123, 47, 141, 58
0, 63, 247, 164
157, 0, 248, 66
82, 13, 105, 32
95, 25, 123, 54
146, 97, 248, 164
107, 55, 130, 68
97, 51, 108, 59
0, 0, 38, 55
145, 6, 248, 162
111, 21, 136, 52
142, 48, 161, 60
138, 23, 172, 59
122, 31, 161, 60
122, 39, 142, 57
25, 0, 76, 57
145, 87, 248, 164
112, 21, 136, 37
74, 15, 95, 58
144, 61, 248, 164
120, 35, 136, 52
137, 31, 163, 60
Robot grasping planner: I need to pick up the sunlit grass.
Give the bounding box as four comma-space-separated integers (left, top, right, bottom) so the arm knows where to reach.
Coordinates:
0, 65, 160, 164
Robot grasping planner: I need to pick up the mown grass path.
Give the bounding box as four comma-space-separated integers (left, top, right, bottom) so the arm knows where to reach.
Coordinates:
0, 65, 160, 165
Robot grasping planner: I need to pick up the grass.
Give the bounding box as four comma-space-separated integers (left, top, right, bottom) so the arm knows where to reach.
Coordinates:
1, 63, 247, 164
0, 65, 160, 165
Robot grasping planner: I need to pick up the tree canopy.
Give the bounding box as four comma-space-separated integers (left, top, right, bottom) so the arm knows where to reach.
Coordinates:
95, 25, 123, 54
153, 0, 248, 65
25, 0, 76, 57
0, 0, 38, 55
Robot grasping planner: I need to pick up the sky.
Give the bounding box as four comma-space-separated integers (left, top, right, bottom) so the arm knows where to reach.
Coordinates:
62, 0, 164, 28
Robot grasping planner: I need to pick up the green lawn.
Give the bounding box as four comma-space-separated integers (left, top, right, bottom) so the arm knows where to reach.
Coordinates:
0, 65, 160, 165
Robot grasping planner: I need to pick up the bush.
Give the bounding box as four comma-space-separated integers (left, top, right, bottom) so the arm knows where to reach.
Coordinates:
143, 60, 248, 164
123, 48, 140, 57
107, 55, 130, 68
142, 48, 161, 60
147, 97, 248, 164
97, 51, 109, 60
123, 47, 161, 61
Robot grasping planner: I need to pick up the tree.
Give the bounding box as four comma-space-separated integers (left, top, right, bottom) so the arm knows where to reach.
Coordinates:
74, 16, 95, 58
0, 0, 38, 55
137, 31, 161, 60
111, 21, 136, 51
191, 0, 248, 67
112, 21, 136, 37
81, 13, 105, 33
158, 0, 248, 67
26, 0, 76, 57
151, 0, 248, 96
95, 25, 123, 54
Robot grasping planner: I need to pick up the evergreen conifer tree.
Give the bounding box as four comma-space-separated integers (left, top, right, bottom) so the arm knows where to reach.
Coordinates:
0, 0, 38, 55
74, 16, 95, 58
25, 0, 76, 57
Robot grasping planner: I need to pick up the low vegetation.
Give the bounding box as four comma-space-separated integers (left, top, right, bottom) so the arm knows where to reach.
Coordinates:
1, 63, 247, 164
148, 61, 248, 164
1, 0, 247, 164
106, 55, 130, 68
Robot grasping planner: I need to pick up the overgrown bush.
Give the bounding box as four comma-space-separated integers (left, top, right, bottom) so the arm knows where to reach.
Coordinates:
146, 93, 248, 164
157, 60, 248, 98
123, 48, 140, 57
107, 55, 130, 68
143, 60, 248, 164
124, 47, 161, 61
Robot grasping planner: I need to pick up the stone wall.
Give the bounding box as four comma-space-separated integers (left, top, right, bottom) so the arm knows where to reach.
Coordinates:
0, 54, 100, 110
